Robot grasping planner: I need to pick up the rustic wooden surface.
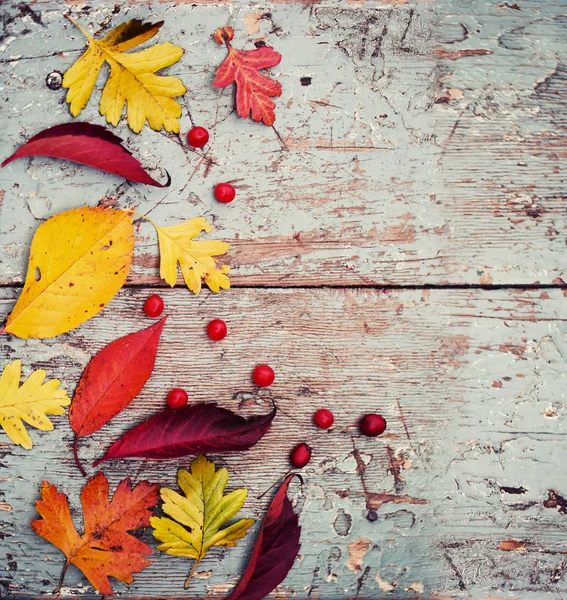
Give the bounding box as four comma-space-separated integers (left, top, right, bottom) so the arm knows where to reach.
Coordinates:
0, 1, 566, 599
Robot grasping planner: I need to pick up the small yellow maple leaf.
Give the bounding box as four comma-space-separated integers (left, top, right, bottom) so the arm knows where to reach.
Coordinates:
153, 217, 230, 294
63, 17, 186, 133
0, 360, 70, 449
151, 455, 254, 588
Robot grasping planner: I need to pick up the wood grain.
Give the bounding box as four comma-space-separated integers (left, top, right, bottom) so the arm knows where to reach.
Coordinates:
1, 0, 566, 599
0, 1, 565, 287
1, 287, 566, 599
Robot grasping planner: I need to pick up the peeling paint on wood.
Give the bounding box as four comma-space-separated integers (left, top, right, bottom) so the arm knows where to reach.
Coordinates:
1, 0, 566, 599
0, 287, 565, 598
0, 0, 566, 287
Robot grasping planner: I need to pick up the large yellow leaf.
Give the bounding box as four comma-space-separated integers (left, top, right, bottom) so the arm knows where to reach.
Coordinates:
153, 217, 230, 294
63, 18, 186, 133
151, 455, 254, 588
4, 207, 134, 339
0, 360, 70, 449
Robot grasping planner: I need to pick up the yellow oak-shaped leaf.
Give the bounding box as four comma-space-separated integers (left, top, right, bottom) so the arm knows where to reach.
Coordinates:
151, 455, 254, 588
154, 217, 230, 294
0, 360, 70, 449
63, 18, 186, 133
5, 207, 134, 339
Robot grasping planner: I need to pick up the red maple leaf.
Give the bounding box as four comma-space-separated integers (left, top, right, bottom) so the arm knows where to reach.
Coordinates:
31, 473, 159, 595
212, 27, 282, 126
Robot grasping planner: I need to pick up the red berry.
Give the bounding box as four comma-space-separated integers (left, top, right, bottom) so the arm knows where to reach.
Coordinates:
313, 408, 334, 429
253, 364, 275, 387
290, 442, 312, 468
187, 126, 209, 148
167, 388, 188, 409
143, 295, 164, 318
207, 319, 227, 341
214, 183, 236, 204
360, 413, 387, 437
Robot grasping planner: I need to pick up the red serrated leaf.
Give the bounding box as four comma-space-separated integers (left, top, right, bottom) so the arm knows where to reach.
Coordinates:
69, 317, 166, 475
227, 474, 301, 600
212, 27, 282, 126
31, 472, 159, 595
93, 402, 276, 465
1, 122, 170, 187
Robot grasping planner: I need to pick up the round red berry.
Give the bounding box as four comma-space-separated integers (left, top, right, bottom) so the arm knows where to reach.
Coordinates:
187, 126, 209, 148
290, 443, 312, 468
207, 319, 227, 341
143, 295, 164, 318
167, 388, 188, 409
253, 364, 275, 387
214, 183, 236, 204
313, 408, 334, 429
360, 413, 387, 437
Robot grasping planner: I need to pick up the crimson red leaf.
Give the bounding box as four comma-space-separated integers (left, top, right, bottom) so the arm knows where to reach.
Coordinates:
227, 474, 301, 600
1, 122, 170, 187
69, 317, 166, 476
93, 402, 276, 465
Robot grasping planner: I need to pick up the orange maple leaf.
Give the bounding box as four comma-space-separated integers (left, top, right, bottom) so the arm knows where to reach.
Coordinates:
31, 472, 159, 595
213, 26, 282, 126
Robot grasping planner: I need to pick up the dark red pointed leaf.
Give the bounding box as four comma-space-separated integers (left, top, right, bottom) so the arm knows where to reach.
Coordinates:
1, 122, 170, 187
70, 317, 166, 475
93, 402, 276, 465
227, 474, 301, 600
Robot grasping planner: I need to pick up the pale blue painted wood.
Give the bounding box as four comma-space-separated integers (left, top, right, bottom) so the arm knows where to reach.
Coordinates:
0, 1, 566, 599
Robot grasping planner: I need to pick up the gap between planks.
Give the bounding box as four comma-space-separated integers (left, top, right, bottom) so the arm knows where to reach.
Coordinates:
0, 283, 566, 291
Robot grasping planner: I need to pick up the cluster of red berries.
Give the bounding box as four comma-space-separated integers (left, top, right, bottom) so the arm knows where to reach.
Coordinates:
143, 295, 275, 408
290, 410, 387, 468
186, 126, 236, 204
143, 295, 386, 468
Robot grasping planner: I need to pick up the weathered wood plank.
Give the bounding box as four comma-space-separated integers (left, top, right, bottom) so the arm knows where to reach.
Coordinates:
0, 1, 565, 287
1, 1, 566, 599
1, 287, 566, 599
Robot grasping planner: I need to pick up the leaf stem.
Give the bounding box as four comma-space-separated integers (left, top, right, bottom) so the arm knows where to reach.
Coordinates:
130, 209, 159, 231
184, 559, 200, 589
73, 435, 86, 477
53, 560, 70, 594
257, 469, 292, 500
64, 14, 92, 41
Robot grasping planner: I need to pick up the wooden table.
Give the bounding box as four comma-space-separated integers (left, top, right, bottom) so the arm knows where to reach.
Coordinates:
1, 1, 566, 598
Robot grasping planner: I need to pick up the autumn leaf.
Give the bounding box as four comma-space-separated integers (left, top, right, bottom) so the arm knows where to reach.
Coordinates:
213, 26, 282, 126
2, 122, 170, 187
151, 455, 254, 588
3, 207, 134, 339
69, 317, 166, 476
151, 216, 230, 294
94, 402, 276, 465
63, 17, 186, 133
32, 472, 159, 595
0, 360, 70, 449
227, 474, 301, 600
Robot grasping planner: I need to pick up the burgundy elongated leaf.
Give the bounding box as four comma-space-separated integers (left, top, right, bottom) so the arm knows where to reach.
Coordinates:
70, 317, 166, 476
1, 122, 170, 187
93, 402, 276, 465
227, 474, 301, 600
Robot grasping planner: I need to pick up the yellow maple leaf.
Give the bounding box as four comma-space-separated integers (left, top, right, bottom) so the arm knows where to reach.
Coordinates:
151, 455, 254, 588
63, 18, 186, 133
153, 217, 230, 294
4, 207, 134, 339
0, 360, 70, 449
